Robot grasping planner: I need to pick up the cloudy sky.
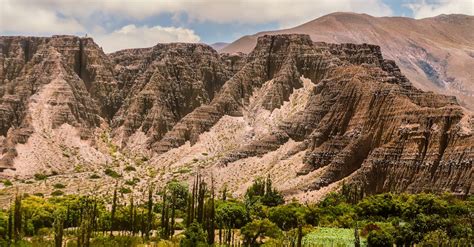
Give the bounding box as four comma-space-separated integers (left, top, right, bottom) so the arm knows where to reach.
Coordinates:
1, 0, 473, 52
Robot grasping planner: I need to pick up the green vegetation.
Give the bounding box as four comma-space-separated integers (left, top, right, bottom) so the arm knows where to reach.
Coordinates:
0, 178, 471, 247
51, 190, 64, 196
33, 173, 48, 181
2, 180, 12, 186
89, 173, 101, 179
53, 183, 65, 189
124, 165, 136, 172
118, 187, 132, 194
104, 168, 121, 178
303, 227, 367, 246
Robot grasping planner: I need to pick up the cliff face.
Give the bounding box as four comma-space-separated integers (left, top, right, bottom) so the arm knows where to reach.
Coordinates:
0, 36, 116, 169
109, 44, 232, 149
221, 13, 474, 110
0, 34, 471, 199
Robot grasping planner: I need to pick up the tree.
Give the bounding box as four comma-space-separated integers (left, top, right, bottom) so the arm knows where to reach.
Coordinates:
268, 202, 307, 231
110, 182, 118, 237
241, 219, 281, 246
367, 229, 394, 247
145, 185, 153, 240
53, 210, 65, 247
216, 200, 248, 245
245, 176, 284, 208
13, 194, 22, 242
180, 222, 208, 247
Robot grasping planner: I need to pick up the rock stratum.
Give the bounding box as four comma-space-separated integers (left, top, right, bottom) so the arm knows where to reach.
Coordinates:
0, 34, 472, 202
222, 13, 474, 110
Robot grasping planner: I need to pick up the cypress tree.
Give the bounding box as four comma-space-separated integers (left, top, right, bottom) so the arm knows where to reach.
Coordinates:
110, 182, 118, 237
146, 186, 153, 240
7, 204, 12, 247
53, 212, 64, 247
13, 194, 22, 242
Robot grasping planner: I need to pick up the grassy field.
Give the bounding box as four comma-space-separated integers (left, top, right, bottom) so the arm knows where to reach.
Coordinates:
302, 227, 367, 247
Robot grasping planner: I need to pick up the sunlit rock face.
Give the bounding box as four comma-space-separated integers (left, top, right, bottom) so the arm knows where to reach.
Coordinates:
0, 34, 471, 198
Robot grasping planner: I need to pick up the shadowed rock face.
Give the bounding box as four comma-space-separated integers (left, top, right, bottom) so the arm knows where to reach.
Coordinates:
0, 34, 472, 196
109, 43, 233, 147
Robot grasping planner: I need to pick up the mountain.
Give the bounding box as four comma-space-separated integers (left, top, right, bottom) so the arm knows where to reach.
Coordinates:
0, 34, 472, 203
221, 12, 474, 110
209, 42, 229, 51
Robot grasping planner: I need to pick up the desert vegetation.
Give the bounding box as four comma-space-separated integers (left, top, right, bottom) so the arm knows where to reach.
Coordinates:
0, 176, 471, 247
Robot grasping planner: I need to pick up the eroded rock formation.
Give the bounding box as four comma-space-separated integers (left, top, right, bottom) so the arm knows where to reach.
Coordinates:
0, 34, 471, 197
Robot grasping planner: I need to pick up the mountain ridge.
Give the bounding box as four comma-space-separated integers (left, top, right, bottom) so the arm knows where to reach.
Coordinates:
221, 12, 474, 110
0, 33, 472, 203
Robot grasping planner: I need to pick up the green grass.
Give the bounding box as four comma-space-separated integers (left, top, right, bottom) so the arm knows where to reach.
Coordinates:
302, 227, 367, 247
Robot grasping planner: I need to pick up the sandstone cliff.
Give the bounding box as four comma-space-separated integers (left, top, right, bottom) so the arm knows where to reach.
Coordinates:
0, 34, 471, 201
221, 13, 474, 110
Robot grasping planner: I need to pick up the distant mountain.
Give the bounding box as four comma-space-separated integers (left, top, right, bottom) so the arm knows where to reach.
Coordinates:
209, 42, 229, 51
222, 12, 474, 110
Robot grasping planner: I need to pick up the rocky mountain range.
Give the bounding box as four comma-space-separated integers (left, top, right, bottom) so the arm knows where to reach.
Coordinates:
221, 12, 474, 110
0, 33, 472, 202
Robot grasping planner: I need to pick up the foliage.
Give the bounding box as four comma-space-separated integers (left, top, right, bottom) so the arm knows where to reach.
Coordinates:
53, 183, 65, 189
241, 219, 281, 246
367, 229, 393, 247
51, 190, 64, 196
268, 202, 307, 231
180, 222, 208, 247
104, 168, 121, 178
245, 176, 284, 207
34, 173, 48, 181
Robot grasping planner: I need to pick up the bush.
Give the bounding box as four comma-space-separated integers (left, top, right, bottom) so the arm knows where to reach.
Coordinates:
89, 173, 101, 179
53, 183, 65, 189
119, 187, 132, 194
3, 179, 12, 186
180, 222, 208, 247
367, 229, 394, 247
51, 190, 64, 196
34, 173, 48, 180
124, 166, 136, 172
104, 168, 121, 178
125, 178, 140, 186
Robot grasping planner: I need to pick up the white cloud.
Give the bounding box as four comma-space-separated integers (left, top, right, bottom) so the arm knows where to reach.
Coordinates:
0, 0, 85, 34
95, 25, 201, 53
2, 0, 393, 28
406, 0, 474, 19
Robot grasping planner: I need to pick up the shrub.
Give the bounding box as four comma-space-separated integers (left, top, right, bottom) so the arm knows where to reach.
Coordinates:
367, 229, 394, 247
119, 187, 132, 194
104, 168, 121, 178
51, 190, 64, 196
53, 183, 65, 189
34, 173, 48, 180
124, 165, 136, 172
89, 173, 101, 179
125, 178, 140, 186
3, 179, 13, 186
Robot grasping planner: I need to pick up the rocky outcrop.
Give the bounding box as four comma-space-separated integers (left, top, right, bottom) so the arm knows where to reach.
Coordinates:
0, 35, 116, 169
109, 43, 232, 148
0, 34, 471, 197
151, 34, 472, 195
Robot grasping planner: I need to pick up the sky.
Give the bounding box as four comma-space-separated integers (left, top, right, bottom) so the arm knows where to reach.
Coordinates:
0, 0, 473, 53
